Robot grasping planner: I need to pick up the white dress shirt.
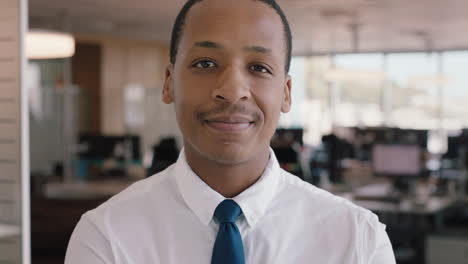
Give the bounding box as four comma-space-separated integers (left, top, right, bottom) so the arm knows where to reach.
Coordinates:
65, 148, 395, 264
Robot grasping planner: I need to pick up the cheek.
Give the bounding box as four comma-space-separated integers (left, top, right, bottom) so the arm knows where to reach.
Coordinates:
173, 72, 213, 103
253, 84, 284, 128
173, 80, 213, 135
173, 81, 198, 129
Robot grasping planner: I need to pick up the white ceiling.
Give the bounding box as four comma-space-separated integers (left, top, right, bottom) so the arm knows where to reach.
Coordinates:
28, 0, 468, 55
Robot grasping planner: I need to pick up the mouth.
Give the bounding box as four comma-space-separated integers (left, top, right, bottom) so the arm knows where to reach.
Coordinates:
204, 116, 255, 132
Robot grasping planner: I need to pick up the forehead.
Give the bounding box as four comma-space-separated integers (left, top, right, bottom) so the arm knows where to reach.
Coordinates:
179, 0, 285, 56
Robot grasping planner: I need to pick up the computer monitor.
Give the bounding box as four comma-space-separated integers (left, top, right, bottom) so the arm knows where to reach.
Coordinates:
274, 128, 304, 145
372, 144, 422, 177
446, 135, 468, 158
78, 134, 141, 161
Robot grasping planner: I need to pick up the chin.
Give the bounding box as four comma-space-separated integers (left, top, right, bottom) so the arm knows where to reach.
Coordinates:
189, 140, 256, 165
204, 144, 252, 165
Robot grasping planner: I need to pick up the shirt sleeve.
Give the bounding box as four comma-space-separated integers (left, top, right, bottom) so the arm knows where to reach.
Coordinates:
361, 212, 396, 264
367, 223, 395, 264
65, 213, 116, 264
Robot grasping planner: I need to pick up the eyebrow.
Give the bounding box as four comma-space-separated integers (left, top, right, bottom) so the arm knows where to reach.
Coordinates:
244, 45, 272, 54
194, 41, 223, 49
192, 41, 272, 54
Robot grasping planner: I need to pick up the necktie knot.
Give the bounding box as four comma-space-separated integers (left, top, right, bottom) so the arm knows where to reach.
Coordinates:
214, 199, 242, 223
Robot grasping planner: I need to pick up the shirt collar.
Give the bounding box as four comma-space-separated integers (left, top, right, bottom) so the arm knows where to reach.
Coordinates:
173, 148, 281, 228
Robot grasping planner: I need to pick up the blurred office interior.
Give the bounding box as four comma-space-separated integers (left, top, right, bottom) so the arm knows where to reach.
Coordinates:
2, 0, 468, 263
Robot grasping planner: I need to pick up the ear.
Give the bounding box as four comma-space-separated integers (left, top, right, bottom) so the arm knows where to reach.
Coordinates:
162, 64, 175, 104
281, 75, 292, 113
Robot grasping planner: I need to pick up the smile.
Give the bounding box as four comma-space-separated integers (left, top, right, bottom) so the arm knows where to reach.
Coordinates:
204, 116, 255, 132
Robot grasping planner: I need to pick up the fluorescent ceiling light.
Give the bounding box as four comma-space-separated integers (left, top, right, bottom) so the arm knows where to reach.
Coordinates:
26, 30, 75, 59
408, 75, 453, 86
324, 68, 386, 82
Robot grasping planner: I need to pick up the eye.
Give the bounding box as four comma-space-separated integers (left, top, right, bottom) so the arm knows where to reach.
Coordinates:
193, 60, 216, 69
249, 64, 271, 74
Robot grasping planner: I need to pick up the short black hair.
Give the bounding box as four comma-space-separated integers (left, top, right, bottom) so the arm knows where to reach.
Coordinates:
169, 0, 293, 73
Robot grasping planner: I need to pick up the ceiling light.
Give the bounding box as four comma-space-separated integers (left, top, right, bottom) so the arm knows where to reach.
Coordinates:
26, 30, 75, 59
408, 75, 453, 86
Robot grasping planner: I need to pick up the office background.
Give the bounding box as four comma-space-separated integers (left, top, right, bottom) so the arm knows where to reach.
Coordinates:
2, 0, 468, 263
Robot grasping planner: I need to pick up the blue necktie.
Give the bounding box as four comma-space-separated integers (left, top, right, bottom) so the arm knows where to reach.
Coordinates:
211, 199, 245, 264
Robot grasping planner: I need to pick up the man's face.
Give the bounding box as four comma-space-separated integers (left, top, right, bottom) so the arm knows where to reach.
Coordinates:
163, 0, 291, 165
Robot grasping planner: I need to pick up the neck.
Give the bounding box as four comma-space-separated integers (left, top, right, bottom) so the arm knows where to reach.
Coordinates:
184, 147, 270, 198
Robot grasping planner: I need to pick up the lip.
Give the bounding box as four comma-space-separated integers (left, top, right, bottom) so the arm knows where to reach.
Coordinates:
204, 115, 255, 132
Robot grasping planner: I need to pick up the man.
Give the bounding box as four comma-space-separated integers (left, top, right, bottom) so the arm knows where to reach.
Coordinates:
65, 0, 396, 263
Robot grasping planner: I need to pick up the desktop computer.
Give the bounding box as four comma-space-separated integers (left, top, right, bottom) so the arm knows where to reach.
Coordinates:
355, 144, 424, 202
78, 134, 141, 161
372, 144, 422, 177
77, 134, 142, 179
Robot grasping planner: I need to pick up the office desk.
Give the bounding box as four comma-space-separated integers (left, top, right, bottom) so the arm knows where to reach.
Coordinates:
344, 184, 459, 264
354, 197, 456, 215
353, 197, 457, 231
348, 182, 456, 212
330, 182, 459, 230
33, 179, 136, 263
44, 179, 136, 200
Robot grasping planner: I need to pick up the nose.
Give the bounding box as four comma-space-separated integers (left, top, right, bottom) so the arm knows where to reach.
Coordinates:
211, 64, 250, 103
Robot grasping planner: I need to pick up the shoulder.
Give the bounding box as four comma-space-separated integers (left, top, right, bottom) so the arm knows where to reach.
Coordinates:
275, 170, 391, 261
276, 169, 380, 226
83, 163, 178, 225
